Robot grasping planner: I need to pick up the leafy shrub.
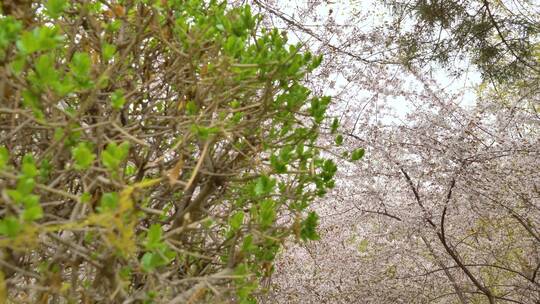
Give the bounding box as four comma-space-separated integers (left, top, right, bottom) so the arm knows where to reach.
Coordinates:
0, 0, 337, 302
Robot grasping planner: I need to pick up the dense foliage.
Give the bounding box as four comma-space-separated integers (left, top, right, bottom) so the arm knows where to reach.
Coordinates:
0, 0, 347, 302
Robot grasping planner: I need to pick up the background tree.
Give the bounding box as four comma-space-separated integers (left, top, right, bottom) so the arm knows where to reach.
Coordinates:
245, 1, 540, 303
382, 0, 540, 83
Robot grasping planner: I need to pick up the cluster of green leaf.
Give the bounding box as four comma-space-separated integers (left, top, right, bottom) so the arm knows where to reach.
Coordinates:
0, 153, 43, 238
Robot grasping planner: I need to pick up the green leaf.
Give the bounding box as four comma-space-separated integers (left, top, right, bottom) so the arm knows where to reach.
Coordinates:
141, 252, 160, 272
35, 54, 59, 85
17, 26, 63, 54
124, 163, 136, 176
98, 192, 119, 212
311, 54, 323, 69
22, 90, 44, 119
71, 52, 91, 76
39, 158, 52, 181
320, 159, 337, 182
145, 224, 163, 250
107, 20, 122, 32
53, 128, 65, 141
141, 249, 174, 272
300, 211, 320, 241
45, 0, 68, 19
101, 153, 116, 171
17, 31, 39, 54
72, 142, 95, 170
309, 96, 330, 124
22, 203, 44, 221
0, 17, 22, 60
334, 134, 343, 145
253, 175, 275, 196
80, 192, 92, 203
102, 43, 117, 62
6, 188, 22, 203
185, 100, 198, 115
241, 234, 256, 253
229, 212, 244, 232
21, 154, 38, 178
270, 155, 287, 173
119, 266, 132, 280
259, 200, 276, 229
118, 142, 130, 159
101, 142, 130, 171
10, 56, 26, 75
351, 148, 365, 161
234, 263, 259, 303
190, 124, 220, 140
16, 177, 35, 196
0, 146, 9, 169
110, 89, 126, 110
21, 194, 40, 208
330, 118, 339, 134
0, 216, 21, 238
37, 26, 63, 49
70, 52, 92, 88
65, 126, 82, 147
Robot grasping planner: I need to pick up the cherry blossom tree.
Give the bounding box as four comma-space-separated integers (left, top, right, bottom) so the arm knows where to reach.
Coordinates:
247, 1, 540, 303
